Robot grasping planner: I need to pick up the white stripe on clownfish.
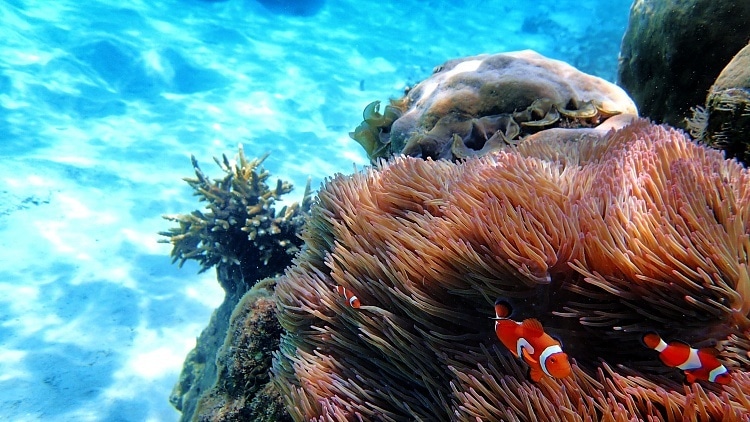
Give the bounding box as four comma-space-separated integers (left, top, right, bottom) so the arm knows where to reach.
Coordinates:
335, 285, 361, 309
678, 348, 703, 371
709, 365, 728, 383
642, 332, 731, 384
494, 300, 571, 382
652, 337, 668, 353
539, 344, 564, 377
516, 338, 534, 359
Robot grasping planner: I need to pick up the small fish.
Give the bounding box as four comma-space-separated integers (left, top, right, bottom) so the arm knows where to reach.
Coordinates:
493, 301, 571, 382
642, 332, 731, 385
336, 285, 361, 309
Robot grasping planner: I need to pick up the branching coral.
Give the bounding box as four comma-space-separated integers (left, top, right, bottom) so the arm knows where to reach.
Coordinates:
272, 119, 750, 420
166, 146, 311, 421
160, 145, 311, 291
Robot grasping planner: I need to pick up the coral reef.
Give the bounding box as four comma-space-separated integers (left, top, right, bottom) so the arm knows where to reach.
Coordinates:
350, 50, 637, 162
618, 0, 750, 127
349, 100, 403, 162
163, 147, 310, 421
160, 147, 311, 294
688, 42, 750, 165
272, 119, 750, 420
192, 279, 292, 422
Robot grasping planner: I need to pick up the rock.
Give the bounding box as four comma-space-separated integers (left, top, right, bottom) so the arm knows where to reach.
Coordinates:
191, 279, 291, 422
351, 50, 637, 162
688, 42, 750, 165
617, 0, 750, 127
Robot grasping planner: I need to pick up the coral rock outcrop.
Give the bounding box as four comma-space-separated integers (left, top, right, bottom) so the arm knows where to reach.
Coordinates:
192, 279, 291, 422
351, 50, 637, 162
164, 148, 309, 421
689, 42, 750, 165
618, 0, 750, 127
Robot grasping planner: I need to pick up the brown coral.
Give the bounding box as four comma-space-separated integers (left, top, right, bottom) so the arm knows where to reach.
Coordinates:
350, 50, 637, 162
159, 146, 311, 292
618, 0, 750, 127
272, 119, 750, 420
688, 42, 750, 165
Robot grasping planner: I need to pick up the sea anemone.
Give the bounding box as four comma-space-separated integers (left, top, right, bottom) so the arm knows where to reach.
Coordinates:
272, 119, 750, 420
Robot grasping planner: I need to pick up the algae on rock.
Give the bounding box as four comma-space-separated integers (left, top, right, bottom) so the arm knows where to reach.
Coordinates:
351, 51, 637, 162
192, 279, 291, 422
688, 42, 750, 166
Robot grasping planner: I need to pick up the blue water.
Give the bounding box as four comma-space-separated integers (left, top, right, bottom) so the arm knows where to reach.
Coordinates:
0, 0, 631, 420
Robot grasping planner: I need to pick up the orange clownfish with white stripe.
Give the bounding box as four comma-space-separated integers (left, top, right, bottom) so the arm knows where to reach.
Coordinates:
642, 332, 731, 385
493, 301, 571, 382
336, 285, 360, 309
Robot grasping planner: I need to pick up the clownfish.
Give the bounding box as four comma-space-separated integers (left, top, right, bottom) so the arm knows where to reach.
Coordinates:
336, 285, 360, 309
642, 332, 731, 385
493, 301, 571, 382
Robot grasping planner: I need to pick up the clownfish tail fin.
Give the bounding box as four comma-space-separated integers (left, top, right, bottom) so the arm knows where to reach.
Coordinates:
494, 299, 512, 319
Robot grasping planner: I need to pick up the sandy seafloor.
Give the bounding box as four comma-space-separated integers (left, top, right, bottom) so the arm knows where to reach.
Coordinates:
0, 0, 632, 420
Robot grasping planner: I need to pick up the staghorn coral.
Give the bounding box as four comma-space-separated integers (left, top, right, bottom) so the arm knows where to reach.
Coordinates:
350, 50, 637, 162
688, 42, 750, 166
272, 119, 750, 420
164, 146, 310, 421
160, 145, 311, 293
